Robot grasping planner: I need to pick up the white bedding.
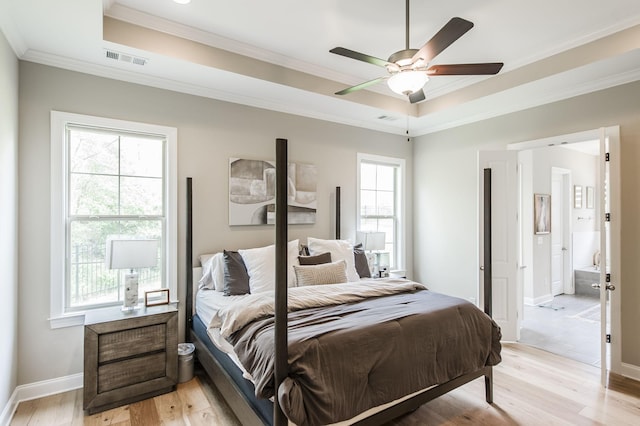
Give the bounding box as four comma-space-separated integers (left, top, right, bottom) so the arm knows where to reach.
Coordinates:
195, 288, 253, 379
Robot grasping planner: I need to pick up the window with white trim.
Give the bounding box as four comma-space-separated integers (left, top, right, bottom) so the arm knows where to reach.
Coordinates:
50, 112, 177, 327
357, 153, 405, 271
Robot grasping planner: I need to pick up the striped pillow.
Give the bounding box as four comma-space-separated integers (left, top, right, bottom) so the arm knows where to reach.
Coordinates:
294, 260, 348, 286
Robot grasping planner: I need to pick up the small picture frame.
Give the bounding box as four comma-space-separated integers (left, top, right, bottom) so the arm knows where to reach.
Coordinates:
574, 185, 582, 209
586, 186, 594, 209
534, 193, 551, 235
145, 289, 170, 307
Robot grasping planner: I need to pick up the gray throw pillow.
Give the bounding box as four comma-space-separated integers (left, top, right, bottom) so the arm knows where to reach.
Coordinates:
353, 243, 371, 278
298, 251, 332, 265
223, 250, 250, 296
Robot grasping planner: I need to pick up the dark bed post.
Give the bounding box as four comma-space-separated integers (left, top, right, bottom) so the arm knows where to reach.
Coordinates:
483, 168, 492, 318
483, 168, 493, 404
274, 139, 289, 425
335, 186, 341, 240
186, 177, 193, 341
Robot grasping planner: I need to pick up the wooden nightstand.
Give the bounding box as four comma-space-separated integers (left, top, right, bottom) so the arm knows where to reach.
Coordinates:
83, 304, 178, 414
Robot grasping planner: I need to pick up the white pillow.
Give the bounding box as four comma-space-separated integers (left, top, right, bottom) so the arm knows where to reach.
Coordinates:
294, 260, 348, 286
307, 237, 360, 282
239, 239, 299, 293
198, 252, 224, 291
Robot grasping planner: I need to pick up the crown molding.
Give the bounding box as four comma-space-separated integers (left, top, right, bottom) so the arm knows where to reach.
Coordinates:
20, 49, 407, 136
414, 66, 640, 135
103, 4, 367, 90
21, 45, 640, 138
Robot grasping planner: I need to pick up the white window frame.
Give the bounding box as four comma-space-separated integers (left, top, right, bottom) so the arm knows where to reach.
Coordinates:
50, 111, 178, 328
356, 153, 406, 272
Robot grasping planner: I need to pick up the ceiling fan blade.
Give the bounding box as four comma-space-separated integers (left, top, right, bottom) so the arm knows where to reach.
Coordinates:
411, 17, 474, 64
408, 89, 426, 104
427, 63, 504, 75
335, 77, 388, 95
330, 47, 391, 68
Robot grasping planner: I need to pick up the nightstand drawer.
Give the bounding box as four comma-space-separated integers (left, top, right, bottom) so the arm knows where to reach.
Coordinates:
98, 351, 166, 392
99, 324, 166, 362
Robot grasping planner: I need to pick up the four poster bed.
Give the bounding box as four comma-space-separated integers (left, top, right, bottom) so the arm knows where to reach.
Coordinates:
185, 139, 501, 426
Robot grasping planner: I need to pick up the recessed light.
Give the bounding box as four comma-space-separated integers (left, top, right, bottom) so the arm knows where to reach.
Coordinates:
173, 0, 191, 4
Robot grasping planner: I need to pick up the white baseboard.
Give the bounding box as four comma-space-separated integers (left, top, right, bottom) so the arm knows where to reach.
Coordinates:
0, 373, 83, 426
0, 389, 18, 426
620, 362, 640, 382
524, 294, 554, 306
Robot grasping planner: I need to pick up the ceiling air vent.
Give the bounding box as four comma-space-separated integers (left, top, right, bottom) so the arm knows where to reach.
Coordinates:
104, 49, 147, 66
132, 57, 147, 66
105, 50, 119, 60
376, 115, 399, 121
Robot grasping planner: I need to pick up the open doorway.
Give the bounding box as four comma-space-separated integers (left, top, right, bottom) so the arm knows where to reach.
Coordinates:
517, 141, 601, 366
480, 126, 620, 384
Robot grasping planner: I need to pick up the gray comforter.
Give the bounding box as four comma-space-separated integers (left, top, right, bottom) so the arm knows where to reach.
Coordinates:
225, 280, 502, 426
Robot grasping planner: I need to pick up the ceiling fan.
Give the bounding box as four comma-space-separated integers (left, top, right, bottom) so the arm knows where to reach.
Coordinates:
330, 0, 503, 103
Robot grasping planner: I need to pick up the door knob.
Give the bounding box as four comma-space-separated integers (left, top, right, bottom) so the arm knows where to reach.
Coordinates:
591, 283, 616, 291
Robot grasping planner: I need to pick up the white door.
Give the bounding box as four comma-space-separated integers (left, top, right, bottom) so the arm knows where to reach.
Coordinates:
479, 151, 519, 341
506, 126, 621, 382
550, 170, 566, 296
599, 127, 621, 385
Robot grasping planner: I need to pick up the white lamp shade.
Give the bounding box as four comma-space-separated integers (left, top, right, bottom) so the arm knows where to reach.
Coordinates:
356, 231, 386, 251
106, 238, 159, 270
387, 71, 429, 95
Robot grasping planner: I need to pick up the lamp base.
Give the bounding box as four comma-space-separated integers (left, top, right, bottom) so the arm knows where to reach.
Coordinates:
365, 252, 378, 277
123, 272, 139, 311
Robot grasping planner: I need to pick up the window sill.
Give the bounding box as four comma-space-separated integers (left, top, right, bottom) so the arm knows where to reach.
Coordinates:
49, 312, 85, 329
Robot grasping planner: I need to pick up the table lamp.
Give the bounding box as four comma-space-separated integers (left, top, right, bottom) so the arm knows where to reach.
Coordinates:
106, 237, 159, 311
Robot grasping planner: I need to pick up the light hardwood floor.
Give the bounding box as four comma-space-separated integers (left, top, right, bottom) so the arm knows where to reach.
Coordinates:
10, 343, 640, 425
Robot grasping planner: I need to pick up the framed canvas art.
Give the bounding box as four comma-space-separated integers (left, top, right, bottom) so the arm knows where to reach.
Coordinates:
534, 193, 551, 234
574, 185, 582, 209
229, 158, 317, 225
586, 186, 594, 209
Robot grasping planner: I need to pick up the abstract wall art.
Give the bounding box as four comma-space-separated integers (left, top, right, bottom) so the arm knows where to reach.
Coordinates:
229, 158, 317, 225
534, 193, 551, 235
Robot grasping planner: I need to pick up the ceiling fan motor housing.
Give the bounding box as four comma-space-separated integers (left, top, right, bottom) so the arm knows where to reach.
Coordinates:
388, 49, 420, 69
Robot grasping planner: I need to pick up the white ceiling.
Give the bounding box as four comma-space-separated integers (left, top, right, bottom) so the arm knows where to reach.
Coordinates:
1, 0, 639, 136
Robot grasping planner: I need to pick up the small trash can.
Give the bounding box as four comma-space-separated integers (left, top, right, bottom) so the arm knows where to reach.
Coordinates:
178, 343, 195, 383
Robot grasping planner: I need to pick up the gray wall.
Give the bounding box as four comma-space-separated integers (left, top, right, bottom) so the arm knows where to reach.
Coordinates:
413, 80, 640, 368
0, 30, 19, 415
17, 61, 413, 385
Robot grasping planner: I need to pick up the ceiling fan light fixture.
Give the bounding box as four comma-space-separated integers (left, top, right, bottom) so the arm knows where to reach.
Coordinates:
387, 71, 428, 95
